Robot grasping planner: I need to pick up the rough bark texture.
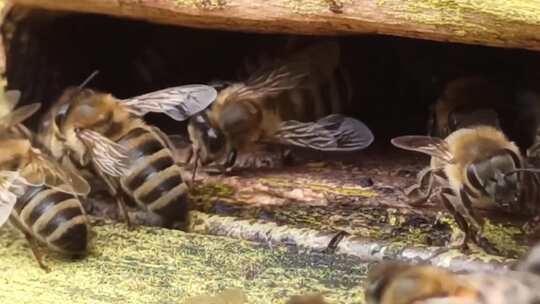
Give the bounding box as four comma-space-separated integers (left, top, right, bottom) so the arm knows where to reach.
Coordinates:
189, 211, 514, 273
7, 0, 540, 51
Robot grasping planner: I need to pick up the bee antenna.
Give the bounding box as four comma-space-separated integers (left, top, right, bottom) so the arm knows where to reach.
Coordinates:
506, 168, 540, 176
78, 70, 100, 90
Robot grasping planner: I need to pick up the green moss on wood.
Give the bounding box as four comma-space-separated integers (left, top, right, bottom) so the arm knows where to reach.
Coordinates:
0, 224, 367, 304
482, 219, 528, 258
174, 0, 226, 9
377, 0, 540, 40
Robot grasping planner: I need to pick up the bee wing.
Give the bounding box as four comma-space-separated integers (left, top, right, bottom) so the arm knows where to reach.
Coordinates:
0, 103, 41, 129
267, 114, 374, 151
391, 135, 454, 163
4, 90, 21, 110
77, 129, 131, 178
23, 148, 91, 195
232, 42, 339, 103
0, 191, 16, 226
0, 171, 23, 226
120, 84, 218, 121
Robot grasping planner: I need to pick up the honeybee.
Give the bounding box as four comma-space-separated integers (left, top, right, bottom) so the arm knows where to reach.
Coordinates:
39, 79, 217, 229
427, 76, 506, 138
366, 261, 540, 304
0, 88, 91, 271
392, 74, 540, 253
183, 41, 374, 173
391, 125, 533, 253
366, 241, 540, 304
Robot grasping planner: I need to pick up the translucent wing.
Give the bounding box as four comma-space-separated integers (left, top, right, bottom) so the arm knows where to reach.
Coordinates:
0, 171, 22, 226
23, 148, 91, 196
228, 58, 310, 102
229, 41, 339, 103
268, 114, 374, 151
120, 84, 218, 121
77, 129, 131, 178
0, 103, 41, 129
391, 135, 454, 163
4, 90, 21, 110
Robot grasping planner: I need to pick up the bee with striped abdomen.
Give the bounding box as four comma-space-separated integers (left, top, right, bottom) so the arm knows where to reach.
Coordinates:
0, 88, 91, 272
39, 81, 217, 229
391, 74, 540, 253
183, 41, 374, 173
366, 243, 540, 304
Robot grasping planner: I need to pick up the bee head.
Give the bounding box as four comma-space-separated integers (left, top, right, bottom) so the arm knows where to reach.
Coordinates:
188, 112, 226, 165
217, 100, 262, 149
52, 88, 116, 167
466, 149, 522, 210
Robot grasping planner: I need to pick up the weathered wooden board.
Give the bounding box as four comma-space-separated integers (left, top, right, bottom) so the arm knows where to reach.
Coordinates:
7, 0, 540, 51
0, 224, 366, 304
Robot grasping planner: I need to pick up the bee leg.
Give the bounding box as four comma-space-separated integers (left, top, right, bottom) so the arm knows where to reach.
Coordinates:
184, 145, 194, 167
440, 187, 499, 255
225, 149, 237, 168
97, 170, 133, 230
439, 188, 471, 252
404, 167, 436, 205
280, 148, 294, 166
24, 232, 50, 272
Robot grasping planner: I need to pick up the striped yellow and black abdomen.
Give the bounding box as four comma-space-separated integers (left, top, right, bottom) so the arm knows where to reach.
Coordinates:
117, 127, 189, 223
276, 65, 352, 122
9, 183, 88, 254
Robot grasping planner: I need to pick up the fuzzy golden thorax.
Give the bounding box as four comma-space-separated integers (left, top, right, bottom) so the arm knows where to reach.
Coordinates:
0, 135, 32, 171
58, 89, 140, 167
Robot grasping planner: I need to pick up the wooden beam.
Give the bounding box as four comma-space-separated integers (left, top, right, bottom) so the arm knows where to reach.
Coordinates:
0, 223, 365, 303
7, 0, 540, 51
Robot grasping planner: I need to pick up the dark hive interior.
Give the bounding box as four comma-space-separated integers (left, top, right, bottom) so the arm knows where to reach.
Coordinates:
5, 8, 540, 139
4, 7, 540, 256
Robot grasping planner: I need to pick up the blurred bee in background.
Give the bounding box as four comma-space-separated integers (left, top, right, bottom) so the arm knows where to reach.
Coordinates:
391, 77, 540, 253
427, 76, 507, 138
38, 74, 217, 229
0, 87, 91, 271
179, 41, 374, 177
365, 242, 540, 304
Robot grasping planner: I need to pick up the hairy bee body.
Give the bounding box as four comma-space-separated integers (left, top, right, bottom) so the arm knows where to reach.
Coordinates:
428, 76, 506, 138
43, 87, 193, 226
1, 134, 89, 255
189, 41, 372, 168
366, 262, 540, 304
392, 125, 527, 253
